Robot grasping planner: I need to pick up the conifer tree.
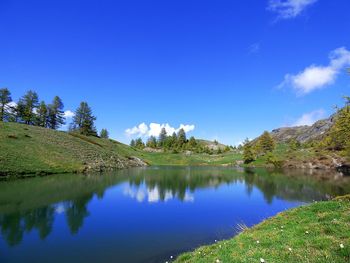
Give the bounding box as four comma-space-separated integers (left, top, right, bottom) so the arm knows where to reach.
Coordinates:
36, 101, 48, 127
158, 128, 168, 147
130, 139, 136, 147
18, 90, 39, 125
188, 136, 197, 150
100, 129, 109, 139
47, 96, 65, 130
243, 139, 255, 164
0, 88, 12, 121
177, 128, 187, 147
326, 97, 350, 150
256, 131, 275, 155
135, 138, 145, 149
146, 136, 157, 148
71, 102, 97, 136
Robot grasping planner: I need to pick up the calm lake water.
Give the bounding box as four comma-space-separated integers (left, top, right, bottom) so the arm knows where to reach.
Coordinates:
1, 166, 350, 263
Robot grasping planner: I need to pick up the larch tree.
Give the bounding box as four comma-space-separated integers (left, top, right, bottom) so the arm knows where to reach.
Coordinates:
18, 90, 39, 125
71, 102, 97, 136
158, 128, 168, 147
0, 88, 12, 121
256, 131, 275, 155
36, 101, 48, 127
177, 128, 187, 147
100, 129, 109, 139
47, 96, 65, 130
326, 97, 350, 150
243, 138, 255, 164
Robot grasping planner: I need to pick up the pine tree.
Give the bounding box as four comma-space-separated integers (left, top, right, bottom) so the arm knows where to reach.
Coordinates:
243, 139, 255, 164
326, 97, 350, 150
158, 128, 168, 147
256, 131, 275, 155
100, 129, 109, 139
188, 136, 197, 149
47, 96, 65, 130
18, 90, 39, 125
130, 139, 136, 147
135, 138, 145, 149
36, 101, 48, 127
177, 128, 187, 147
0, 88, 12, 121
71, 102, 97, 136
146, 136, 157, 148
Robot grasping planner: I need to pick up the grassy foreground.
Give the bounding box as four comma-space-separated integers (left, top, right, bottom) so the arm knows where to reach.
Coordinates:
175, 197, 350, 263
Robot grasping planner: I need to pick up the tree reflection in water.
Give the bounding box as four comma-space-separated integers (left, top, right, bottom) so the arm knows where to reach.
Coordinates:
0, 167, 349, 246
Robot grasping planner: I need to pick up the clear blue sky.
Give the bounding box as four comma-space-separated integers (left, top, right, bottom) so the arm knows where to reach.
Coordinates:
1, 0, 349, 145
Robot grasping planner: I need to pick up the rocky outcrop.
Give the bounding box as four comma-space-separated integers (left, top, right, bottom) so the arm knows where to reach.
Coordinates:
83, 155, 148, 173
270, 114, 335, 143
282, 154, 349, 174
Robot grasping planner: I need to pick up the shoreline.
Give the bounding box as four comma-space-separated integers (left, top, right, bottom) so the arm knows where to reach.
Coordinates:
175, 196, 350, 263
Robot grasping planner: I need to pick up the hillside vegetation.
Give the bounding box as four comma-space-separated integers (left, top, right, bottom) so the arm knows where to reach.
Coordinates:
0, 122, 243, 177
176, 197, 350, 263
0, 122, 146, 177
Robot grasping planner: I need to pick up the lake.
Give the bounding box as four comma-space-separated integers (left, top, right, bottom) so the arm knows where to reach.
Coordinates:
1, 167, 350, 263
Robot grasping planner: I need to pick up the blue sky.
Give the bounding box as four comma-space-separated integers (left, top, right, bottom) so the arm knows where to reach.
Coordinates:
1, 0, 349, 145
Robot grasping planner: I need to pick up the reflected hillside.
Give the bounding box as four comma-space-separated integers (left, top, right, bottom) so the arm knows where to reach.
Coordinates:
0, 167, 350, 246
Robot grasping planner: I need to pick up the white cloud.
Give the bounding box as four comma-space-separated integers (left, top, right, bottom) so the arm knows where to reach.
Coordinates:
268, 0, 318, 19
123, 185, 194, 203
64, 110, 75, 118
125, 122, 148, 136
125, 122, 195, 137
292, 109, 325, 126
280, 47, 350, 95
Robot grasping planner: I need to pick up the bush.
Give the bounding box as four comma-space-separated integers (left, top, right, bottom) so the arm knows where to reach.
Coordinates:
266, 152, 284, 168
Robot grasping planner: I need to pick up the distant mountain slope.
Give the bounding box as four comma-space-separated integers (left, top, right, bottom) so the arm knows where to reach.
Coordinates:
196, 139, 228, 150
0, 122, 147, 177
270, 114, 335, 143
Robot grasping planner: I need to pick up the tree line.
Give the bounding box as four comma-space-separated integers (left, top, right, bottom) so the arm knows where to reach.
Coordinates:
130, 127, 231, 154
242, 96, 350, 164
0, 88, 109, 138
242, 131, 276, 164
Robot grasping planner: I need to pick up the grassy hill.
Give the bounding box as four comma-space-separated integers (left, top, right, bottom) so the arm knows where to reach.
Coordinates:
0, 122, 147, 177
175, 196, 350, 263
0, 122, 242, 177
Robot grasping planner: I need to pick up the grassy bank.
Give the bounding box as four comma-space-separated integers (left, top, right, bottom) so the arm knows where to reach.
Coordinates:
0, 122, 145, 176
138, 151, 241, 166
175, 197, 350, 263
0, 122, 242, 176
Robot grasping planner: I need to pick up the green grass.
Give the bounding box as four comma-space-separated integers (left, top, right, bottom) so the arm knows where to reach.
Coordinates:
246, 143, 318, 168
0, 122, 242, 176
0, 122, 143, 176
137, 151, 242, 166
175, 197, 350, 263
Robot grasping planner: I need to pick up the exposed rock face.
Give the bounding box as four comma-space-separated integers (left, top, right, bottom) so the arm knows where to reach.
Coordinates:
83, 155, 148, 173
270, 114, 335, 143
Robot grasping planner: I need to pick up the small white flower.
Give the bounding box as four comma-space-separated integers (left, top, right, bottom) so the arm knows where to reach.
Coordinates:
256, 240, 260, 244
281, 226, 284, 229
170, 256, 173, 259
305, 231, 309, 234
340, 244, 345, 249
288, 248, 292, 252
216, 260, 221, 263
260, 258, 265, 263
215, 240, 217, 242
